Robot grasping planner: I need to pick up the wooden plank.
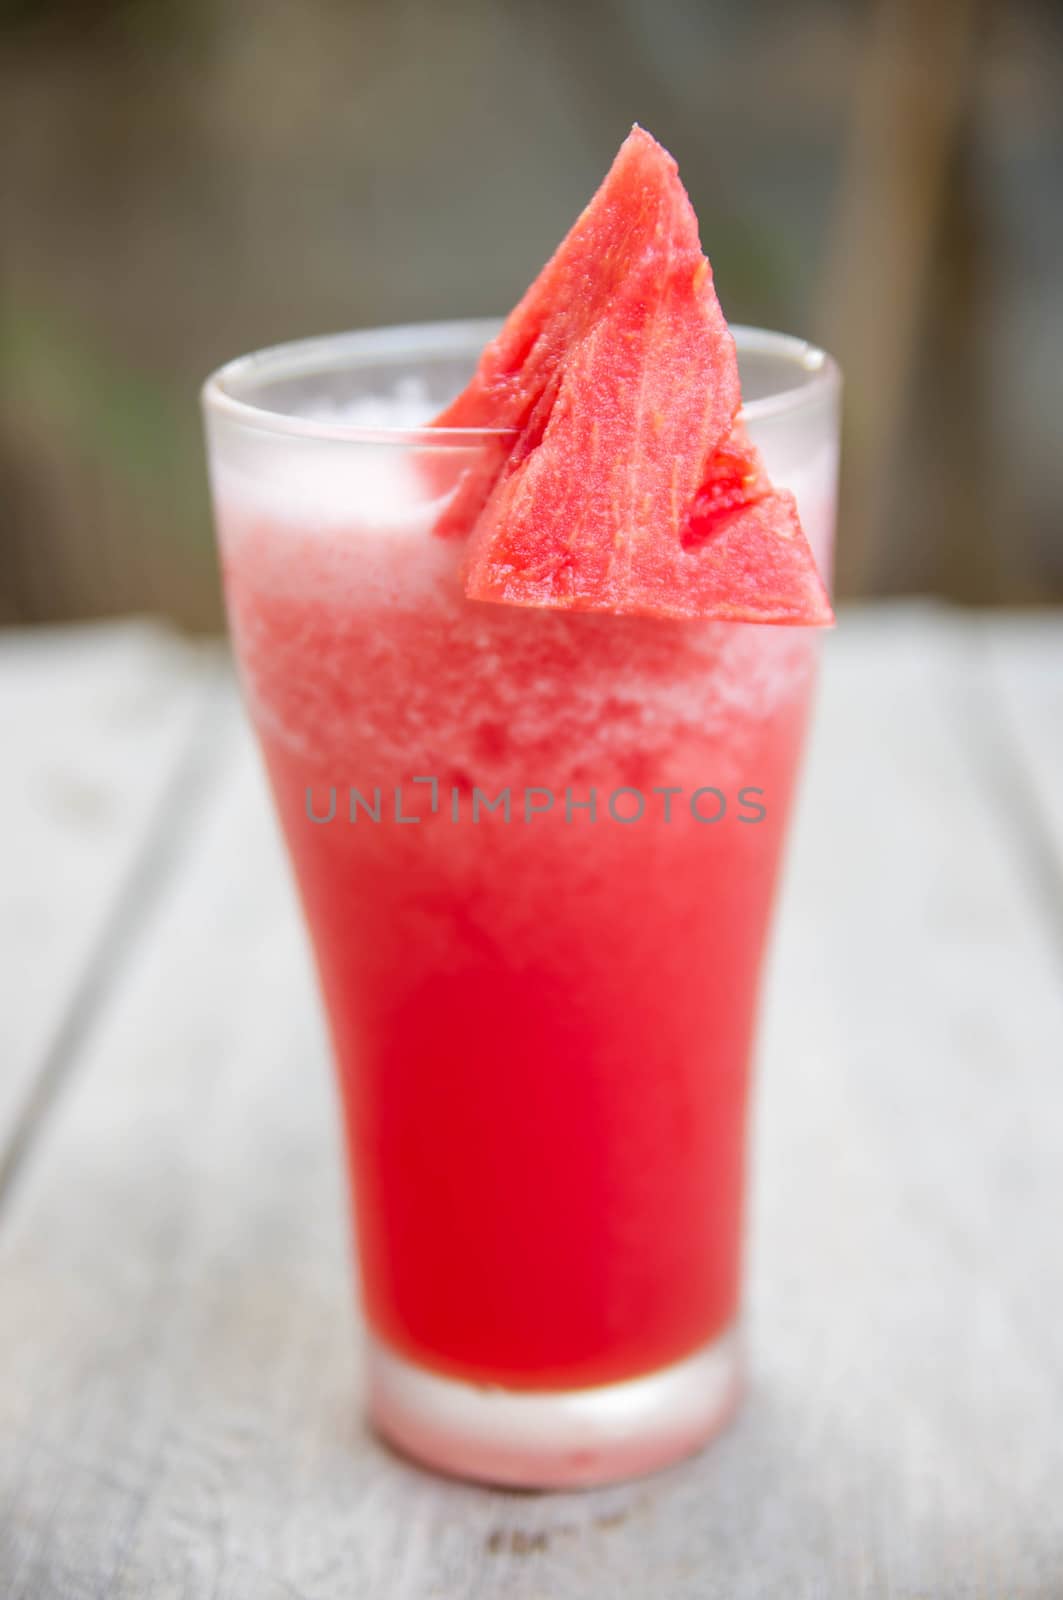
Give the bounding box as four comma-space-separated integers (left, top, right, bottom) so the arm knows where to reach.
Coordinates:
980, 612, 1063, 886
751, 605, 1063, 1596
1, 609, 1061, 1597
0, 622, 217, 1178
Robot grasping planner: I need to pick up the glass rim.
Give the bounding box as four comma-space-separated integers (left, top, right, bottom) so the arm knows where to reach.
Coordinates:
202, 317, 841, 448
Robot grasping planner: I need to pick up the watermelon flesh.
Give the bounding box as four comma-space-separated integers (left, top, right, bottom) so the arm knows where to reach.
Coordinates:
433, 126, 832, 626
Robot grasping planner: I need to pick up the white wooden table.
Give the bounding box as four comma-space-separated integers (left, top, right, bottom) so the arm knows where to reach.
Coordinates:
2, 608, 1061, 1599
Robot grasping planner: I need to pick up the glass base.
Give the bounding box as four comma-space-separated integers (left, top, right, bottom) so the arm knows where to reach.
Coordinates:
366, 1325, 741, 1488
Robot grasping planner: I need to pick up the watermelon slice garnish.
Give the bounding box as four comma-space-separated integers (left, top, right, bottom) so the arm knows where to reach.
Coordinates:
433, 126, 832, 626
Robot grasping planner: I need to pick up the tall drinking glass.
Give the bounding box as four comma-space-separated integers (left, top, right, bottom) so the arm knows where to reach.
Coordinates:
202, 321, 840, 1487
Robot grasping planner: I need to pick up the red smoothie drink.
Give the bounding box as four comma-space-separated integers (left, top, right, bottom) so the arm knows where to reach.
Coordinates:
204, 128, 839, 1486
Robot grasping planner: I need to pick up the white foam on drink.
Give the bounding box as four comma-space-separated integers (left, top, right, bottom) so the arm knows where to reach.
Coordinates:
307, 376, 436, 429
209, 379, 462, 538
212, 379, 832, 774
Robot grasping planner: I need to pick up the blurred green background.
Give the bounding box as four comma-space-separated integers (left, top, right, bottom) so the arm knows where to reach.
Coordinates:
1, 0, 1061, 630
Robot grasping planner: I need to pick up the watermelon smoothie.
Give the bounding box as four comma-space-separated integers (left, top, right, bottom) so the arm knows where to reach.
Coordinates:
204, 318, 839, 1487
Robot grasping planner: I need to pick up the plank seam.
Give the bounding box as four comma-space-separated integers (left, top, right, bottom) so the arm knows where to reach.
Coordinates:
957, 618, 1063, 967
0, 662, 232, 1217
